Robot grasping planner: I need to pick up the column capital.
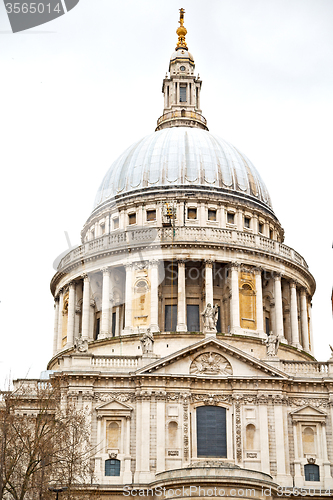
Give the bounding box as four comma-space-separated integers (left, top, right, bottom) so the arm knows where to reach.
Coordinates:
253, 266, 263, 276
54, 296, 60, 304
299, 287, 307, 296
68, 280, 76, 289
149, 259, 159, 268
82, 273, 89, 282
230, 261, 241, 271
100, 267, 110, 275
124, 262, 133, 270
290, 280, 298, 289
273, 272, 283, 281
177, 259, 186, 267
204, 259, 214, 268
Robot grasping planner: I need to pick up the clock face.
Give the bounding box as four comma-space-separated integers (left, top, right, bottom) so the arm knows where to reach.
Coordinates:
180, 65, 186, 71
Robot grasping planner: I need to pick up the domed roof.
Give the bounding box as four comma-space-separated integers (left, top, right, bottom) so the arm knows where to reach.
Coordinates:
93, 127, 273, 212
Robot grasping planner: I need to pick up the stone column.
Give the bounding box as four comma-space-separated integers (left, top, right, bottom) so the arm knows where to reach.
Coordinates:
57, 290, 64, 350
300, 289, 310, 352
53, 297, 59, 355
81, 274, 90, 340
66, 281, 76, 348
274, 273, 285, 341
100, 267, 110, 339
230, 263, 241, 333
205, 260, 214, 306
149, 260, 160, 333
254, 268, 264, 336
176, 260, 187, 332
123, 416, 132, 483
274, 403, 290, 484
123, 263, 133, 334
308, 301, 314, 354
293, 421, 302, 484
290, 282, 301, 348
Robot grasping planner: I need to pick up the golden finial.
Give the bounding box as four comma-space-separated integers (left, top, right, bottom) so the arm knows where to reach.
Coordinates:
176, 8, 188, 50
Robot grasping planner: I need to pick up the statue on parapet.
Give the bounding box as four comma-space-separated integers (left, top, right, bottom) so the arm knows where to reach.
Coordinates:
265, 331, 279, 357
74, 336, 88, 353
201, 303, 219, 333
140, 328, 154, 354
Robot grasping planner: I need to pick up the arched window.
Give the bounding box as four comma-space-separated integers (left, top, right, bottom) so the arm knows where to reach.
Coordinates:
197, 406, 226, 457
304, 464, 320, 482
246, 424, 256, 450
302, 426, 315, 455
105, 458, 120, 476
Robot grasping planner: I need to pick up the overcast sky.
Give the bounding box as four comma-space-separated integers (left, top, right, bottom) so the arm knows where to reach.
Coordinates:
0, 0, 332, 387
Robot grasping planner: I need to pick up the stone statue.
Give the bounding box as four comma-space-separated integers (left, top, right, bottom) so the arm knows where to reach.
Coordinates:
201, 303, 219, 332
265, 331, 279, 357
74, 337, 88, 353
140, 328, 154, 354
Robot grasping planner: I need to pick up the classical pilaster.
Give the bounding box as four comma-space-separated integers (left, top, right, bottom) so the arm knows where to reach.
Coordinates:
149, 260, 160, 333
176, 259, 187, 332
254, 268, 265, 336
66, 281, 76, 348
123, 416, 132, 483
205, 259, 214, 306
156, 398, 166, 473
123, 263, 133, 334
53, 297, 59, 355
258, 402, 270, 474
274, 273, 286, 342
300, 289, 310, 352
81, 274, 90, 340
290, 282, 301, 349
57, 289, 64, 350
274, 403, 290, 485
100, 267, 110, 339
230, 263, 241, 333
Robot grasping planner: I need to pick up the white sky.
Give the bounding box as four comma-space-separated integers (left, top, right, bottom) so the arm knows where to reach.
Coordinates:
0, 0, 332, 387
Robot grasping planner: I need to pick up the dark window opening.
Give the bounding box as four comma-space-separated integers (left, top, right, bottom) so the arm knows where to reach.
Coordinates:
265, 317, 270, 335
244, 217, 251, 228
113, 217, 119, 230
180, 85, 187, 102
128, 213, 136, 225
216, 305, 221, 333
304, 464, 320, 482
227, 213, 235, 224
269, 229, 273, 239
208, 209, 217, 221
165, 305, 177, 331
147, 210, 156, 221
187, 304, 200, 332
94, 318, 100, 340
187, 208, 197, 220
112, 312, 116, 337
105, 459, 120, 476
197, 406, 227, 457
181, 109, 186, 117
259, 223, 264, 234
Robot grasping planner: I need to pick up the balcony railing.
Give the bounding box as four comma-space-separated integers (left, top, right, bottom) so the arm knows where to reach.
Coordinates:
57, 226, 309, 272
281, 361, 330, 376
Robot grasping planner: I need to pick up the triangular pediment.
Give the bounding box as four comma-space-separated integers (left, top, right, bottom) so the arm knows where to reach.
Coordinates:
290, 405, 327, 416
95, 400, 133, 415
135, 337, 288, 378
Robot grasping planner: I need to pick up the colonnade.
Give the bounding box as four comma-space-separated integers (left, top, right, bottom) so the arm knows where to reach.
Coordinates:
53, 260, 313, 356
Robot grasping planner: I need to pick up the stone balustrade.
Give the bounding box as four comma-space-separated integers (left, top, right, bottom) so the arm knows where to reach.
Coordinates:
58, 226, 309, 272
90, 356, 139, 369
281, 361, 330, 376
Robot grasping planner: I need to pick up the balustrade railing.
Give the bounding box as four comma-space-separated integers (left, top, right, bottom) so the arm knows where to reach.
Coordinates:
281, 361, 329, 375
57, 226, 309, 271
90, 356, 139, 368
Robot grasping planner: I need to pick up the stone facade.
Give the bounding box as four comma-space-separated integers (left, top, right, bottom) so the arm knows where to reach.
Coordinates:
16, 11, 333, 500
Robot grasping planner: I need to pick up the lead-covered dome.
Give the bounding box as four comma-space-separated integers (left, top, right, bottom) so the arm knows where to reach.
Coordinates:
93, 127, 273, 212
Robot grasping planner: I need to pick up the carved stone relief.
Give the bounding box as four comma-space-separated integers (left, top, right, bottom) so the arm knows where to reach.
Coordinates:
190, 352, 233, 376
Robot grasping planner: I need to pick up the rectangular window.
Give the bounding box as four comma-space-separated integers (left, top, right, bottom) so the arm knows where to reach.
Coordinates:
216, 305, 221, 333
197, 406, 227, 457
179, 85, 187, 102
187, 305, 200, 332
227, 212, 235, 224
147, 209, 156, 221
259, 223, 263, 234
187, 208, 197, 220
105, 459, 120, 476
101, 224, 105, 235
165, 304, 177, 331
244, 217, 250, 228
113, 217, 119, 230
128, 213, 136, 225
208, 209, 217, 221
112, 312, 116, 337
269, 229, 273, 239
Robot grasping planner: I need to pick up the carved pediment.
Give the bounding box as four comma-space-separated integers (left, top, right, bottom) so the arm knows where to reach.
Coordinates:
135, 337, 287, 379
290, 405, 327, 422
95, 400, 133, 417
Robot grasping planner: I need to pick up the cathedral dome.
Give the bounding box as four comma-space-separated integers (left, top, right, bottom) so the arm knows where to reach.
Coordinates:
93, 126, 273, 213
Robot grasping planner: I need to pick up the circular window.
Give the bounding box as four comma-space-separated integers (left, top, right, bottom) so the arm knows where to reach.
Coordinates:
180, 65, 186, 71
